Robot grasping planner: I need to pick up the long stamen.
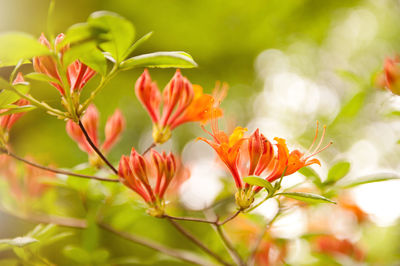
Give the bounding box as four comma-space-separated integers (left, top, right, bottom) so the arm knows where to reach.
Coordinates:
305, 141, 333, 159
311, 125, 326, 155
306, 121, 319, 154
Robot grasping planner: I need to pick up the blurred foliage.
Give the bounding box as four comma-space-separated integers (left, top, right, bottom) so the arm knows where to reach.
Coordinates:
0, 0, 400, 265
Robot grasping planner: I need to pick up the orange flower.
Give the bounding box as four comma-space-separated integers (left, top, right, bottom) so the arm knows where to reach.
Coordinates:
169, 84, 225, 129
135, 69, 224, 143
253, 124, 331, 192
198, 114, 247, 188
200, 120, 330, 194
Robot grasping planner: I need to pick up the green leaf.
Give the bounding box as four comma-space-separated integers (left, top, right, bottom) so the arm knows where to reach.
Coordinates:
63, 42, 107, 76
336, 70, 365, 85
243, 176, 274, 192
91, 249, 110, 264
336, 91, 366, 120
122, 31, 153, 59
298, 167, 322, 188
0, 105, 36, 116
63, 245, 91, 264
325, 161, 350, 184
88, 11, 135, 63
0, 78, 30, 107
62, 22, 109, 47
0, 32, 50, 67
24, 72, 60, 84
0, 237, 38, 248
120, 51, 198, 70
276, 192, 336, 204
341, 176, 399, 188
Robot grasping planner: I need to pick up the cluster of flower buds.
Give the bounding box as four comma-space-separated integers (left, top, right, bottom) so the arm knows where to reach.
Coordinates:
66, 104, 125, 167
33, 33, 96, 114
118, 148, 176, 217
376, 56, 400, 95
135, 69, 224, 144
199, 118, 331, 209
0, 73, 30, 145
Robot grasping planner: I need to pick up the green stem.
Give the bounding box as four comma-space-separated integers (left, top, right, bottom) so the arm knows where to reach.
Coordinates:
166, 217, 232, 266
1, 148, 119, 182
79, 64, 119, 115
8, 87, 66, 118
215, 225, 245, 266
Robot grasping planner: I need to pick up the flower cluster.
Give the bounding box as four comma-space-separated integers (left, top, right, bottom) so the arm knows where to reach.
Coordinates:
118, 148, 176, 216
33, 33, 96, 97
199, 118, 331, 209
135, 69, 224, 144
66, 104, 125, 167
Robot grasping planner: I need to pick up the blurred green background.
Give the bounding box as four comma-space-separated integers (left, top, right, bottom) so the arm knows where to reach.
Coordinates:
1, 0, 400, 265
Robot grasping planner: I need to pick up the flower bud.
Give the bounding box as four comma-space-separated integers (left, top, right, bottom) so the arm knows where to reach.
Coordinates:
161, 70, 194, 127
248, 129, 264, 175
129, 148, 148, 184
135, 69, 161, 124
81, 104, 99, 147
33, 33, 64, 95
102, 109, 125, 152
164, 152, 176, 181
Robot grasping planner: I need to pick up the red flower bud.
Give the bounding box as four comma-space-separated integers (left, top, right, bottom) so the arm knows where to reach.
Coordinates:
102, 109, 125, 152
33, 33, 96, 95
161, 69, 194, 127
135, 69, 161, 124
81, 104, 99, 147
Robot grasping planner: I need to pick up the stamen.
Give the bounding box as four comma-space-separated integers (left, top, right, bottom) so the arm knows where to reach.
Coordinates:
305, 141, 333, 159
311, 125, 326, 155
306, 121, 319, 154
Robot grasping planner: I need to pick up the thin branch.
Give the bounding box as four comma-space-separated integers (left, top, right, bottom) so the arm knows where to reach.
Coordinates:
218, 210, 241, 226
246, 202, 282, 266
0, 206, 208, 265
78, 120, 118, 175
215, 225, 245, 266
162, 214, 217, 225
142, 142, 156, 156
166, 217, 232, 266
2, 149, 119, 183
0, 205, 87, 229
99, 223, 210, 266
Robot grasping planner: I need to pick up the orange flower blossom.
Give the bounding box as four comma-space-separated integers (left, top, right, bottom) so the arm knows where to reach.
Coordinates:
135, 69, 224, 144
199, 118, 331, 208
